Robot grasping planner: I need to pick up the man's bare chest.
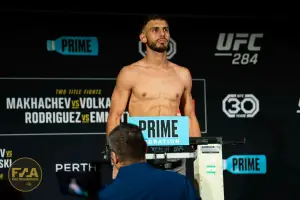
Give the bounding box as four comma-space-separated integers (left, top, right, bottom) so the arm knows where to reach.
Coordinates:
132, 73, 185, 100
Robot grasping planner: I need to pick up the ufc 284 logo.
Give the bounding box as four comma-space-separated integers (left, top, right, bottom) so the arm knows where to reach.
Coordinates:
222, 94, 259, 118
215, 33, 263, 65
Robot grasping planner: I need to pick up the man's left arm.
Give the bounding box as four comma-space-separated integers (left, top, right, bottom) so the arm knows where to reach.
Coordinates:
179, 67, 201, 137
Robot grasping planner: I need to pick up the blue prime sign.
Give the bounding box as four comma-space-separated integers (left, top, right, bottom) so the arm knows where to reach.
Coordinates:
127, 116, 189, 146
224, 155, 267, 174
47, 36, 98, 56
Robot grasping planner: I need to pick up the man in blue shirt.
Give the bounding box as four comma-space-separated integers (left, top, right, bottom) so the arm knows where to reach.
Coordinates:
98, 123, 200, 200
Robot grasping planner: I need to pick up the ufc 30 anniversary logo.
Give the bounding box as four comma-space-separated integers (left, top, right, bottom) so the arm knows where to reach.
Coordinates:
222, 94, 259, 118
8, 157, 43, 192
215, 33, 263, 66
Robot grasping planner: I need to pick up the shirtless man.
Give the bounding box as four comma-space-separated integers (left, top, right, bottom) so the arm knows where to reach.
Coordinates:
106, 14, 201, 178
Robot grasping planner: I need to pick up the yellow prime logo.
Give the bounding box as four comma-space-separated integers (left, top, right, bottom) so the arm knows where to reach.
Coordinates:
8, 157, 42, 192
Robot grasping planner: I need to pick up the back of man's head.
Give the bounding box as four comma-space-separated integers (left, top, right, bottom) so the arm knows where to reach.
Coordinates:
107, 123, 147, 164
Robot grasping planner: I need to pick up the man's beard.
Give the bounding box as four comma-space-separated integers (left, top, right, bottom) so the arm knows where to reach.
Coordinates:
147, 41, 169, 53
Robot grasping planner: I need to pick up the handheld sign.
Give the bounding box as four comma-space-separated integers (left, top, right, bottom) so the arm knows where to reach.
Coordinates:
47, 36, 98, 56
127, 116, 189, 146
224, 155, 266, 174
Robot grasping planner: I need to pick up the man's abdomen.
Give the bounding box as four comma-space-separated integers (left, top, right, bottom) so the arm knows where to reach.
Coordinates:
129, 103, 179, 117
130, 109, 176, 116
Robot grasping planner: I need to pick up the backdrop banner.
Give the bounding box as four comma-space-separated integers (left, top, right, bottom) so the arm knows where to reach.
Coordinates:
0, 11, 297, 200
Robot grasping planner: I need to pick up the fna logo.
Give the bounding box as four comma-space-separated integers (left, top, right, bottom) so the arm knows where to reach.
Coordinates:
47, 36, 98, 56
8, 157, 43, 192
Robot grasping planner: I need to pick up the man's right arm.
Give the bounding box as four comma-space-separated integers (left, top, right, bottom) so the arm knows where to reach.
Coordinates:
106, 66, 134, 136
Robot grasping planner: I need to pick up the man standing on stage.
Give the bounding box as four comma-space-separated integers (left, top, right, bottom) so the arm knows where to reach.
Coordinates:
106, 14, 201, 178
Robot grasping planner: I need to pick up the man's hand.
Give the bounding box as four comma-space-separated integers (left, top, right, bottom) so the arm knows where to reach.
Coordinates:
179, 67, 201, 137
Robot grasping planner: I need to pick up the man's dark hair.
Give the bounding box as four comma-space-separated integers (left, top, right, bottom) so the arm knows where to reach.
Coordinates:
107, 123, 147, 163
140, 14, 169, 33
